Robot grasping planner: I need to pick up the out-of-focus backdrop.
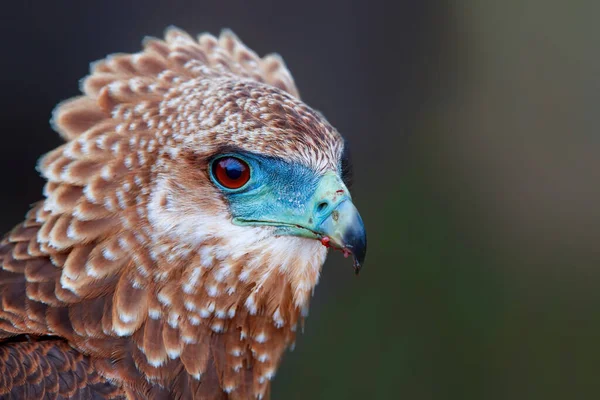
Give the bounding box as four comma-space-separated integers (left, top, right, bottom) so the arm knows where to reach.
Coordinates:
1, 1, 599, 399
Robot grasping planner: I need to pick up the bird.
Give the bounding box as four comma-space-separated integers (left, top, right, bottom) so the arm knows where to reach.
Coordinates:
0, 27, 366, 399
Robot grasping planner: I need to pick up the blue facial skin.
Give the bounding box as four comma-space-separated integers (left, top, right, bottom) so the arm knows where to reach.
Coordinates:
210, 152, 326, 238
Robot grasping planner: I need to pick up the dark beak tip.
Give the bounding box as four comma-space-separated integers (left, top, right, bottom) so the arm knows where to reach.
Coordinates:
317, 199, 367, 273
353, 237, 367, 269
344, 224, 367, 273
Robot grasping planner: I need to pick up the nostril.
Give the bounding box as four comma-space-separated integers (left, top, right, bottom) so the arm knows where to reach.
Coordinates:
316, 201, 329, 213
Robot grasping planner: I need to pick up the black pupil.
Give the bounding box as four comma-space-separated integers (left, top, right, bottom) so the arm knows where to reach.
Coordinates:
223, 158, 243, 180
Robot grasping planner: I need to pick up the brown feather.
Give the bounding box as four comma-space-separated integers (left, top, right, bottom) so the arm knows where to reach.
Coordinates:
141, 318, 167, 367
24, 258, 59, 283
180, 327, 211, 380
0, 340, 125, 398
52, 96, 107, 140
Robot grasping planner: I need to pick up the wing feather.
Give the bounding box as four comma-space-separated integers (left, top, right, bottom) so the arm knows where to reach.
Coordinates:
0, 340, 125, 399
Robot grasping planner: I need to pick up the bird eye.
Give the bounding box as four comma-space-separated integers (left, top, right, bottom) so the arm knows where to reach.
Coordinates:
212, 157, 251, 189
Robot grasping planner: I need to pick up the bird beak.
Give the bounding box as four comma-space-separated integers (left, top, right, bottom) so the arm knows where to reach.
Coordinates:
300, 172, 367, 273
316, 199, 367, 274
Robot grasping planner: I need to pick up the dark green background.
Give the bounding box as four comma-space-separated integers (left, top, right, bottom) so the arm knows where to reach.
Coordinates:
1, 1, 598, 399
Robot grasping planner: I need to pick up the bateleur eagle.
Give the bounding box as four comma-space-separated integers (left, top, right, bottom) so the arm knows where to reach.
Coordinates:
0, 27, 366, 399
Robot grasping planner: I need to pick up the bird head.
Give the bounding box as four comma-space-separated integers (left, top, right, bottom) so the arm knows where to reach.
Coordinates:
40, 27, 365, 347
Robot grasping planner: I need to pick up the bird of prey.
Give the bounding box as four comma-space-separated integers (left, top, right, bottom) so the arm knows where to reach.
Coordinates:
0, 27, 366, 399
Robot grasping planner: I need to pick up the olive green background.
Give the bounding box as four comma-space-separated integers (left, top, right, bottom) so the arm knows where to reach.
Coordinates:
1, 1, 598, 399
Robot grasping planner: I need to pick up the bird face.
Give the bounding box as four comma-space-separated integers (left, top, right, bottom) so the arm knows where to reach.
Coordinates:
146, 79, 366, 294
211, 151, 366, 269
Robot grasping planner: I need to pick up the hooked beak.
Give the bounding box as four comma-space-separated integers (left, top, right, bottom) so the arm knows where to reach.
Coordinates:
316, 199, 367, 274
275, 171, 367, 273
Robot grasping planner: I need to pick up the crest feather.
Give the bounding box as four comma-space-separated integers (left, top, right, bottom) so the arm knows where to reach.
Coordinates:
52, 27, 300, 142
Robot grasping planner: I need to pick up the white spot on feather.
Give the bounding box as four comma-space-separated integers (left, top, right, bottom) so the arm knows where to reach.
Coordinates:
167, 348, 181, 359
191, 372, 202, 380
157, 291, 171, 306
211, 322, 223, 332
59, 275, 78, 294
119, 312, 135, 323
199, 308, 211, 318
66, 225, 78, 240
102, 247, 117, 261
213, 264, 231, 282
167, 313, 179, 328
182, 335, 196, 344
238, 269, 251, 282
254, 332, 267, 343
245, 295, 257, 315
113, 325, 135, 337
273, 307, 284, 328
206, 285, 219, 297
147, 358, 166, 367
183, 267, 202, 294
263, 368, 275, 380
224, 385, 236, 393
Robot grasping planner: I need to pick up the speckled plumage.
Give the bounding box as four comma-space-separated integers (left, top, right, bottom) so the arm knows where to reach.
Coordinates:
0, 27, 351, 399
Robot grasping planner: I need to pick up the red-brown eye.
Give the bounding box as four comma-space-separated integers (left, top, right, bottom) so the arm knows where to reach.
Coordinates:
212, 157, 251, 189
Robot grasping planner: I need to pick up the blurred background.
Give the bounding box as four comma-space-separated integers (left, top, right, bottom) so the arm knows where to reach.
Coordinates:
1, 1, 599, 398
